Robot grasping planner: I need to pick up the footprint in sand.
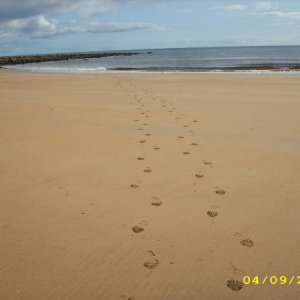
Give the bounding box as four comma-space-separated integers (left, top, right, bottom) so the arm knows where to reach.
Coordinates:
183, 151, 190, 155
132, 226, 144, 234
143, 123, 148, 126
175, 117, 180, 120
143, 250, 159, 269
144, 259, 159, 270
151, 196, 162, 206
227, 280, 243, 291
215, 189, 226, 195
144, 167, 152, 173
178, 136, 184, 139
135, 119, 140, 122
184, 125, 189, 128
191, 143, 198, 146
193, 120, 198, 123
195, 174, 204, 179
138, 128, 143, 131
154, 146, 161, 150
130, 184, 139, 189
207, 211, 218, 218
139, 140, 146, 143
148, 250, 155, 256
240, 238, 254, 247
204, 161, 212, 165
145, 133, 152, 136
137, 157, 145, 160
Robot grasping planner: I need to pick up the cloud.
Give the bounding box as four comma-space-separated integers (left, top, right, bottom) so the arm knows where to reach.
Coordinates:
0, 0, 170, 22
227, 4, 248, 13
213, 3, 248, 14
1, 15, 163, 41
255, 1, 273, 11
0, 0, 165, 46
0, 0, 123, 22
261, 11, 300, 20
59, 0, 120, 17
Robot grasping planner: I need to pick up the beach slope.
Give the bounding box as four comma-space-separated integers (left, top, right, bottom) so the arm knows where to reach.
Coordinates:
0, 71, 300, 299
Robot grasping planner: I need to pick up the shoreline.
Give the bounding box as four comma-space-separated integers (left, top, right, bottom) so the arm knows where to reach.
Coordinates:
2, 66, 300, 75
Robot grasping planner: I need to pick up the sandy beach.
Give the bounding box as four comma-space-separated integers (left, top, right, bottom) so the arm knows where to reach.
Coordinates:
0, 71, 300, 299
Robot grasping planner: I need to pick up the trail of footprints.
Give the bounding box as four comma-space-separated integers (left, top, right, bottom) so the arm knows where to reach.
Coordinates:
116, 77, 253, 291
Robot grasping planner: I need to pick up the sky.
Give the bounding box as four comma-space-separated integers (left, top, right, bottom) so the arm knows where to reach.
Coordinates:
1, 0, 300, 56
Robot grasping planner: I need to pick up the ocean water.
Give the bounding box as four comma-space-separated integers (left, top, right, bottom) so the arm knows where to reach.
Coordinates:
5, 45, 300, 73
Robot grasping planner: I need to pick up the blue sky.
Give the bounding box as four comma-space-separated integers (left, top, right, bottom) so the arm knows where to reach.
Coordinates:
1, 0, 300, 55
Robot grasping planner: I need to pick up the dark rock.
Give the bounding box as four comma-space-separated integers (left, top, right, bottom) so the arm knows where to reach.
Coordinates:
0, 52, 141, 66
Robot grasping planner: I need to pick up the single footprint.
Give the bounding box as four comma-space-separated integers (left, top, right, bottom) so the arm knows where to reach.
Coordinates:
145, 133, 151, 136
195, 174, 204, 179
137, 157, 145, 160
154, 146, 161, 150
130, 184, 139, 188
139, 140, 146, 143
191, 143, 198, 146
207, 211, 218, 218
138, 128, 143, 131
132, 226, 144, 234
193, 120, 198, 123
240, 238, 254, 247
184, 125, 189, 128
215, 189, 226, 195
183, 152, 190, 155
144, 167, 152, 173
178, 136, 184, 139
151, 196, 162, 206
144, 259, 159, 270
227, 280, 243, 291
148, 250, 155, 256
204, 161, 212, 165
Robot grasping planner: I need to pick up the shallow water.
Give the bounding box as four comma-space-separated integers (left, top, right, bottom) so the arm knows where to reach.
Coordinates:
5, 45, 300, 73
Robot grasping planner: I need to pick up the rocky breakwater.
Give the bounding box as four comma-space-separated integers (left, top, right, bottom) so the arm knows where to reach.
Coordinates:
0, 52, 141, 66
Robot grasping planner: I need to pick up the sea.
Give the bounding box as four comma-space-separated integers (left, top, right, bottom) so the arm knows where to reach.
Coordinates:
4, 45, 300, 73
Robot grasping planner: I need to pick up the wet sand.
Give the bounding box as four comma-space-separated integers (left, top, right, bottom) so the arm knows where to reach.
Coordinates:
0, 71, 300, 299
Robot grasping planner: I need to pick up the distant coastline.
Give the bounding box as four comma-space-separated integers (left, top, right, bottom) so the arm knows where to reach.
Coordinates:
0, 52, 142, 66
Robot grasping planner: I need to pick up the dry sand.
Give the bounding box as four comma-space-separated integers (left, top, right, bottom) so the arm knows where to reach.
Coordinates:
0, 71, 300, 299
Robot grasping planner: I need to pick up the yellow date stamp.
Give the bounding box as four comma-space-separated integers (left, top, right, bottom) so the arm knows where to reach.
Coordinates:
243, 275, 300, 286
